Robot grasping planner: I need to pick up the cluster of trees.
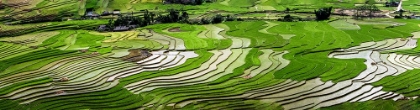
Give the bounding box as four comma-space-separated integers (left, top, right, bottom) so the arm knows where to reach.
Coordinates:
105, 9, 191, 31
155, 9, 189, 23
385, 0, 400, 7
314, 7, 332, 20
277, 14, 313, 22
110, 15, 143, 27
394, 11, 404, 19
189, 14, 239, 25
104, 9, 237, 32
354, 0, 380, 19
281, 14, 293, 22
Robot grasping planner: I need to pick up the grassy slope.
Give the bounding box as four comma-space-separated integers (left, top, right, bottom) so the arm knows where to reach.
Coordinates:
320, 99, 420, 110
0, 15, 420, 110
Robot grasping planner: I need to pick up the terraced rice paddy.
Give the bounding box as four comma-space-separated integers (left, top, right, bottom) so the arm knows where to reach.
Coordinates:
1, 14, 420, 110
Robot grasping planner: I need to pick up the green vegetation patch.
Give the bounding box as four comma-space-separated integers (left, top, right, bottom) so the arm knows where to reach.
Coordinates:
0, 49, 76, 77
373, 69, 420, 96
0, 77, 52, 96
67, 31, 106, 50
329, 20, 361, 30
85, 0, 99, 9
121, 50, 212, 85
321, 99, 420, 110
145, 23, 232, 50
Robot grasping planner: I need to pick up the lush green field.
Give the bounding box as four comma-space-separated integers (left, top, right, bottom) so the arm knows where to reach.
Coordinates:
2, 0, 420, 110
0, 18, 418, 109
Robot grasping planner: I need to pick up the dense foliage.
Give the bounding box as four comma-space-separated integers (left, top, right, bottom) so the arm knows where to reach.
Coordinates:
314, 7, 332, 20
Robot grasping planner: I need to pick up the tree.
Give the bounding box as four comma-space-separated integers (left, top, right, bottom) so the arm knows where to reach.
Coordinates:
212, 14, 224, 24
366, 0, 378, 18
143, 10, 151, 25
168, 9, 180, 22
314, 7, 333, 20
108, 19, 114, 29
399, 9, 404, 17
285, 7, 291, 13
201, 18, 210, 24
180, 11, 189, 22
150, 12, 156, 24
283, 14, 293, 22
154, 9, 191, 23
226, 14, 236, 21
195, 0, 205, 5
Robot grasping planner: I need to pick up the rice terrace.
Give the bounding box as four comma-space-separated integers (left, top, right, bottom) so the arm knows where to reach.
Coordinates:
1, 0, 420, 109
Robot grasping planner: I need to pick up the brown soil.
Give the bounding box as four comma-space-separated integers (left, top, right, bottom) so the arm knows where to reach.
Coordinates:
122, 49, 152, 62
60, 77, 69, 82
168, 27, 181, 32
334, 9, 386, 17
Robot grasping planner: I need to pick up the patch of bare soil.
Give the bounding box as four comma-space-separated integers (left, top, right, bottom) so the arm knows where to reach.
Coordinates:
168, 27, 181, 32
334, 9, 386, 17
122, 49, 152, 62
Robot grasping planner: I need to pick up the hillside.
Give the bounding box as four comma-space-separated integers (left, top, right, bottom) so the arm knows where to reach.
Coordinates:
1, 0, 420, 110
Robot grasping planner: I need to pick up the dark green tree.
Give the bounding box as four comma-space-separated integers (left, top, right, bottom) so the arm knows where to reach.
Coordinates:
226, 14, 236, 21
314, 7, 333, 20
180, 11, 189, 22
285, 7, 291, 13
283, 14, 293, 22
169, 9, 180, 22
366, 0, 379, 18
150, 12, 155, 24
399, 9, 404, 17
211, 14, 224, 24
195, 0, 205, 5
108, 19, 114, 29
201, 18, 211, 24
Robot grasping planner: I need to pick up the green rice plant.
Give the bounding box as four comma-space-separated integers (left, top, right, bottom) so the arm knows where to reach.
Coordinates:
328, 20, 360, 30
132, 49, 287, 108
121, 50, 212, 85
0, 77, 52, 96
67, 30, 106, 50
224, 21, 286, 48
228, 0, 258, 7
0, 99, 29, 110
137, 49, 255, 104
267, 22, 368, 82
0, 49, 76, 77
182, 99, 283, 110
2, 52, 82, 75
145, 24, 232, 50
0, 43, 34, 59
321, 99, 420, 110
373, 69, 420, 96
40, 30, 77, 48
21, 84, 144, 110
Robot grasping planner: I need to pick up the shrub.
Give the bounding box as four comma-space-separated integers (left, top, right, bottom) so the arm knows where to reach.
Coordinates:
283, 14, 293, 22
212, 14, 224, 24
201, 18, 211, 24
226, 14, 236, 21
314, 7, 333, 20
